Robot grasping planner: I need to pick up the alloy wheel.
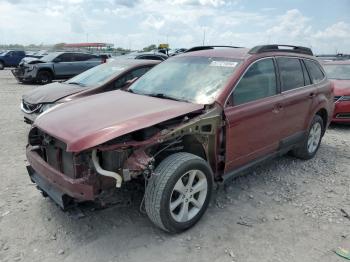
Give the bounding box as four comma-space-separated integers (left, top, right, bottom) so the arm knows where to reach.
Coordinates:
169, 169, 208, 223
307, 122, 322, 154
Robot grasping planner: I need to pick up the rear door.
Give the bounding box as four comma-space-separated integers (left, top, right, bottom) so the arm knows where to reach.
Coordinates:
276, 57, 314, 138
53, 53, 75, 77
75, 53, 101, 73
224, 57, 285, 171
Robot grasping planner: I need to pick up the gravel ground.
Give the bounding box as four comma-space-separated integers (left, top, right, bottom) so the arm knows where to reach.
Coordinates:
0, 69, 349, 262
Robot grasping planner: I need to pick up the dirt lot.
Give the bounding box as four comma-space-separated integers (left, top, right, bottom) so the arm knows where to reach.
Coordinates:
0, 69, 349, 262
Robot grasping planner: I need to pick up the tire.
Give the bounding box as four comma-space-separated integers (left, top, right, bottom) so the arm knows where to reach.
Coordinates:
292, 115, 324, 160
37, 70, 53, 84
0, 61, 4, 70
145, 152, 213, 233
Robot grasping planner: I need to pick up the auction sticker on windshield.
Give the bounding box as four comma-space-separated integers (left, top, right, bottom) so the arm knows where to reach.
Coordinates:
210, 61, 238, 68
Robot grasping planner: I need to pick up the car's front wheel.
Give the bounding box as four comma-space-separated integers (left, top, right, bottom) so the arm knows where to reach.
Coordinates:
37, 70, 53, 85
145, 152, 213, 233
0, 61, 4, 70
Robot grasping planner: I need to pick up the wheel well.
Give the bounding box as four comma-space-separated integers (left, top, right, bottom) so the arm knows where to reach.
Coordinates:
37, 68, 54, 77
153, 135, 207, 165
316, 108, 328, 134
181, 135, 207, 161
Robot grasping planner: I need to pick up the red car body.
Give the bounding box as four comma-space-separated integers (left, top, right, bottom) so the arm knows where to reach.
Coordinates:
26, 46, 334, 216
323, 60, 350, 123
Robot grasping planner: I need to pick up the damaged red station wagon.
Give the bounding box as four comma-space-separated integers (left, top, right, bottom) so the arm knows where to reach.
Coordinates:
26, 45, 334, 233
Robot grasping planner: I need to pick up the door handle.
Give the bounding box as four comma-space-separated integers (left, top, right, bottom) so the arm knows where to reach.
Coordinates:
272, 103, 283, 114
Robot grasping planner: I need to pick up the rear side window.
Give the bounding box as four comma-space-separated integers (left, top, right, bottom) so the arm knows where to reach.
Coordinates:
304, 60, 325, 84
277, 57, 304, 91
233, 58, 277, 105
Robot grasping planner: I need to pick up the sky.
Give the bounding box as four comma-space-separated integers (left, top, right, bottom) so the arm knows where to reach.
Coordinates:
0, 0, 349, 54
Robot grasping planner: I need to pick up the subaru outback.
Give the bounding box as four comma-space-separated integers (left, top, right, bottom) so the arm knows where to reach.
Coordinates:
26, 45, 334, 233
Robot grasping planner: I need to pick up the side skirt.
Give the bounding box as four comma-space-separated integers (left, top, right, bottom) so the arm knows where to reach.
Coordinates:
222, 131, 306, 183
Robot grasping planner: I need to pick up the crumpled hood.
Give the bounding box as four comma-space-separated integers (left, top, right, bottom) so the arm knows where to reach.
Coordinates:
331, 79, 350, 96
22, 82, 86, 104
34, 90, 204, 152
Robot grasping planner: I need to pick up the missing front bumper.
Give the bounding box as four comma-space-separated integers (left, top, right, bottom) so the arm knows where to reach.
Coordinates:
27, 165, 73, 209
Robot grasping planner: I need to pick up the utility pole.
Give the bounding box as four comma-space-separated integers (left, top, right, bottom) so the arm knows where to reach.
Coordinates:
202, 29, 206, 46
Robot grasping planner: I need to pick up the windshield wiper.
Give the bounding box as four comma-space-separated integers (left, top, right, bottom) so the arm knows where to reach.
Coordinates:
147, 93, 187, 102
67, 82, 85, 87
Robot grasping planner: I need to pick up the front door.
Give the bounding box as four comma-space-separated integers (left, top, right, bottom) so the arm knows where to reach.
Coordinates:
224, 58, 285, 172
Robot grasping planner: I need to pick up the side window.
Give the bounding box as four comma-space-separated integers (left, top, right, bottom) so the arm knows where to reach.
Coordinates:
129, 67, 151, 78
57, 53, 74, 62
304, 60, 325, 84
301, 60, 311, 86
233, 58, 277, 106
113, 67, 152, 89
72, 53, 91, 61
277, 57, 304, 91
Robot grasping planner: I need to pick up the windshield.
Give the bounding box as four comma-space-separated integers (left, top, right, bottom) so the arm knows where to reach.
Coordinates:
66, 62, 127, 87
323, 64, 350, 80
40, 52, 60, 62
130, 56, 240, 104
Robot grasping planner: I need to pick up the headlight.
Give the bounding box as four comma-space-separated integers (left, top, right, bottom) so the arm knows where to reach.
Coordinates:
340, 96, 350, 101
40, 103, 56, 113
27, 64, 36, 72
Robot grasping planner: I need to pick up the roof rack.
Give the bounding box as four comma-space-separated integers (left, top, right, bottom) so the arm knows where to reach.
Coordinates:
185, 45, 242, 53
248, 45, 313, 56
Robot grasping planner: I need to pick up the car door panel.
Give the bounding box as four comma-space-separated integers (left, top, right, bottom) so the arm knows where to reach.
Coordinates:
224, 95, 285, 171
223, 57, 284, 172
276, 57, 313, 138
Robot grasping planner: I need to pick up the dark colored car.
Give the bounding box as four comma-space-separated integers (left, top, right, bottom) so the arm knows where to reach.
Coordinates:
0, 50, 26, 70
122, 51, 168, 61
323, 60, 350, 123
26, 45, 333, 233
21, 59, 159, 124
12, 52, 104, 84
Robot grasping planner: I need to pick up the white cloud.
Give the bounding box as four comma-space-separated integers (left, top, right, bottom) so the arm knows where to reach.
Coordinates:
313, 22, 350, 39
0, 1, 349, 53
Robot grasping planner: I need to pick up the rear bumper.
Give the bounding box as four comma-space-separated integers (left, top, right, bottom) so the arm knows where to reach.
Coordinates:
26, 146, 96, 209
332, 101, 350, 123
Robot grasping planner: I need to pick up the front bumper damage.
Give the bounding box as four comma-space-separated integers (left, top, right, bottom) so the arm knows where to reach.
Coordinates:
26, 146, 95, 209
11, 65, 37, 83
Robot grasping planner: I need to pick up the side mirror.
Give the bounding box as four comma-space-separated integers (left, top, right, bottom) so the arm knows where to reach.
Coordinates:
53, 58, 61, 63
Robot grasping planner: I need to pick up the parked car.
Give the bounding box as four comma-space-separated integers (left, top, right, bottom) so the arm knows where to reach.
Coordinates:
0, 50, 26, 70
317, 54, 350, 61
123, 51, 168, 61
21, 59, 159, 124
12, 52, 104, 84
323, 60, 350, 123
26, 45, 333, 233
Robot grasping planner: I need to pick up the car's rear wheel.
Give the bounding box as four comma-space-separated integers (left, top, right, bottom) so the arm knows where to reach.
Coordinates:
292, 115, 324, 160
0, 61, 4, 70
37, 70, 53, 84
145, 152, 213, 233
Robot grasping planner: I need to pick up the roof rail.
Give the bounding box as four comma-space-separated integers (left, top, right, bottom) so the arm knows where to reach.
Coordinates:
185, 45, 242, 53
248, 45, 313, 56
